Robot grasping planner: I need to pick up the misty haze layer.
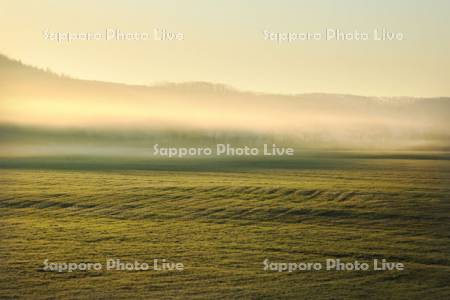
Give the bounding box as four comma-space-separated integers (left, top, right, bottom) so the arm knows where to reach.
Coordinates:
1, 54, 449, 155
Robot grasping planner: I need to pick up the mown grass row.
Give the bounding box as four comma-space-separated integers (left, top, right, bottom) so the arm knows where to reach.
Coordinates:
0, 161, 449, 299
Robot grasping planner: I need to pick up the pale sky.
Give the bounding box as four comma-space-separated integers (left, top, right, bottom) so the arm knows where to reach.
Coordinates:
0, 0, 449, 97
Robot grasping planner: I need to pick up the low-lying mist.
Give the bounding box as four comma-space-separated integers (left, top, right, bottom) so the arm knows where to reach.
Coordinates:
1, 54, 449, 156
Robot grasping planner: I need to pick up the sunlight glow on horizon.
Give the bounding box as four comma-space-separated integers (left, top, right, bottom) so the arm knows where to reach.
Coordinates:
0, 0, 449, 97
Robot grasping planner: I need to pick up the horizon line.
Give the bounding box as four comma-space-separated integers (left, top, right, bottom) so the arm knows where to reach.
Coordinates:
2, 52, 450, 100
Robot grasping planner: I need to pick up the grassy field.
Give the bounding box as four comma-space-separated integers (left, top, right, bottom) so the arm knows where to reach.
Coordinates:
0, 157, 449, 299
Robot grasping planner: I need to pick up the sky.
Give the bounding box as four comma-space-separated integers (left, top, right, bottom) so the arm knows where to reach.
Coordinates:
0, 0, 449, 97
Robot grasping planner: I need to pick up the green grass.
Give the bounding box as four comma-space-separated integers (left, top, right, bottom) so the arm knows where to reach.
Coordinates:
0, 158, 449, 299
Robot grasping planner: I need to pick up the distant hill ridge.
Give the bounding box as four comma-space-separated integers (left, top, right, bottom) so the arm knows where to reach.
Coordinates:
1, 53, 449, 150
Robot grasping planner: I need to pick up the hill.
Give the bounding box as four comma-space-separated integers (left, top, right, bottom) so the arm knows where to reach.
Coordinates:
1, 54, 449, 152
